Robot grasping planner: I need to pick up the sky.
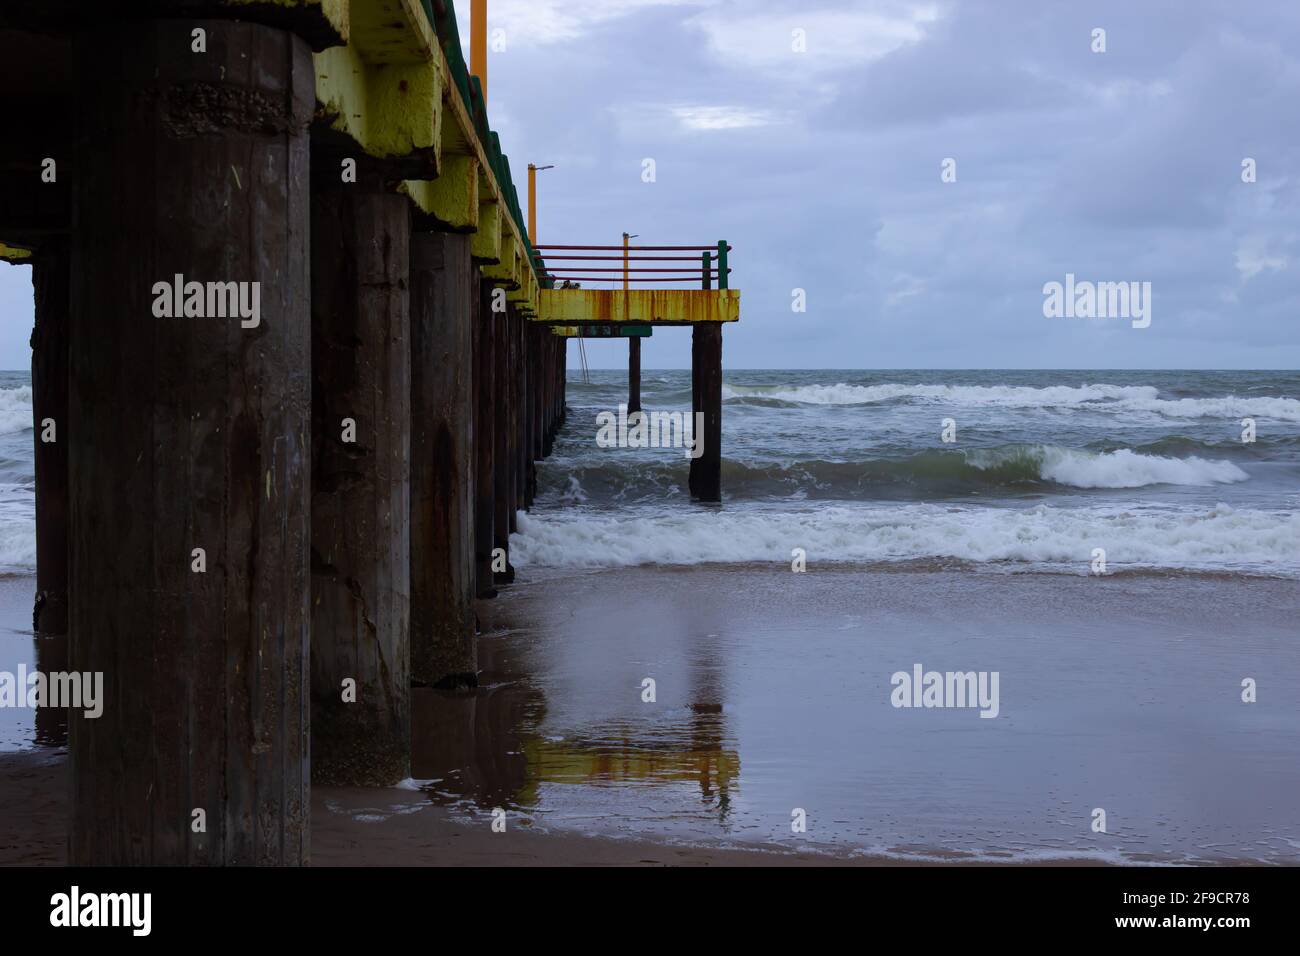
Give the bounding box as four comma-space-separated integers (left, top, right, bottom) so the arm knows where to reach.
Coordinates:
2, 0, 1297, 370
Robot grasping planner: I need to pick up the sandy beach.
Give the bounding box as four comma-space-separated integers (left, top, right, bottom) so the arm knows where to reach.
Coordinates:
5, 564, 1297, 866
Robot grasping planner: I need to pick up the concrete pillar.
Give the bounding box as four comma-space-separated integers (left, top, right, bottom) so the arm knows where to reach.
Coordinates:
689, 332, 702, 499
473, 280, 496, 597
310, 164, 411, 786
557, 337, 567, 428
30, 237, 68, 637
409, 232, 476, 687
541, 333, 554, 457
628, 337, 642, 415
690, 323, 723, 502
68, 20, 312, 864
522, 323, 535, 507
492, 308, 515, 582
512, 313, 527, 515
531, 328, 543, 467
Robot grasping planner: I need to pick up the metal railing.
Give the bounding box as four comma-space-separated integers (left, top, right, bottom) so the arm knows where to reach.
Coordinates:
533, 241, 732, 289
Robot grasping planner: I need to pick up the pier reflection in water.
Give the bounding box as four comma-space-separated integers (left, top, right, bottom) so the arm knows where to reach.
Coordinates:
411, 574, 740, 835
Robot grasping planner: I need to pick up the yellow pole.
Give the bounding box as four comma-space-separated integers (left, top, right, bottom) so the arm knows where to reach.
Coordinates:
471, 0, 487, 107
528, 164, 538, 244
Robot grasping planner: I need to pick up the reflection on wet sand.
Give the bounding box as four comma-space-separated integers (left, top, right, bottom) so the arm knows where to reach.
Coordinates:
411, 567, 1300, 862
411, 623, 739, 825
32, 631, 66, 748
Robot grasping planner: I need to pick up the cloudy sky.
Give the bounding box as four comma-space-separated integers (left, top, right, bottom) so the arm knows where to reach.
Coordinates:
2, 0, 1296, 369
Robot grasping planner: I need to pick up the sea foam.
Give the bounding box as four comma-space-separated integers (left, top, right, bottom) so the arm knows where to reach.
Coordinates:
0, 386, 33, 435
511, 502, 1300, 575
722, 382, 1300, 421
970, 445, 1249, 488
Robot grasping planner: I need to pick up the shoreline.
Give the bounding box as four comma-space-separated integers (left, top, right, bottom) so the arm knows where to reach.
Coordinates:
0, 749, 1113, 866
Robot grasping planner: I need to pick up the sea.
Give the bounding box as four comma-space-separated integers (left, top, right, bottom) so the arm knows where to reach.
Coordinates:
515, 369, 1300, 577
0, 371, 35, 576
1, 368, 1295, 576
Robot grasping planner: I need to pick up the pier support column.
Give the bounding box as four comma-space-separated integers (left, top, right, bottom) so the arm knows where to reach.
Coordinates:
69, 20, 312, 864
689, 323, 723, 502
310, 165, 411, 786
474, 279, 496, 597
410, 232, 476, 686
523, 323, 536, 507
530, 327, 543, 482
31, 237, 70, 749
511, 312, 525, 519
30, 237, 68, 637
628, 337, 642, 416
492, 306, 515, 582
541, 334, 554, 457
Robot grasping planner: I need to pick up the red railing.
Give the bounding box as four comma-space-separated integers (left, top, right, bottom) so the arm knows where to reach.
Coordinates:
533, 241, 732, 288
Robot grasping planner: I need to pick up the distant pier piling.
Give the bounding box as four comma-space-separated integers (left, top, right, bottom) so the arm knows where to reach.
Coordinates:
690, 324, 723, 502
628, 337, 642, 415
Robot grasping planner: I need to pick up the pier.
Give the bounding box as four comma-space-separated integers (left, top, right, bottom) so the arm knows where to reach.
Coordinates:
0, 0, 738, 863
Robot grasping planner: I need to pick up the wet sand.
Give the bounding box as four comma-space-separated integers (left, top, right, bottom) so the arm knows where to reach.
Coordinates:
2, 566, 1297, 865
409, 565, 1300, 865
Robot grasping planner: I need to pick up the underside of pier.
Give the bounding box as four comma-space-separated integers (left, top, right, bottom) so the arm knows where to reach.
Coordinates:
0, 0, 567, 864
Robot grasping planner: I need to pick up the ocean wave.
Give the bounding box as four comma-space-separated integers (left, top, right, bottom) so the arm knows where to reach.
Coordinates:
0, 386, 33, 435
968, 445, 1248, 488
537, 444, 1249, 502
511, 502, 1300, 574
721, 382, 1300, 420
0, 512, 35, 570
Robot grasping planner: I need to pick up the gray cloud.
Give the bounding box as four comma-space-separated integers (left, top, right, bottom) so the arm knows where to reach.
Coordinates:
1, 1, 1295, 370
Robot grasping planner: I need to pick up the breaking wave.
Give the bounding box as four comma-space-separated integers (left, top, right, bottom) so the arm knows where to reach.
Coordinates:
0, 386, 33, 435
537, 444, 1250, 503
721, 382, 1300, 421
511, 502, 1300, 575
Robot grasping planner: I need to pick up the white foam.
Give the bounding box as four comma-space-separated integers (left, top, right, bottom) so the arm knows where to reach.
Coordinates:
723, 382, 1156, 406
0, 506, 35, 570
511, 502, 1300, 574
0, 386, 33, 435
971, 445, 1250, 488
722, 382, 1300, 421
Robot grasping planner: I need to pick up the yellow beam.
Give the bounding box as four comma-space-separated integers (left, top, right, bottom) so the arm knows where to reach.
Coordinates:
0, 243, 32, 264
537, 288, 740, 325
312, 0, 442, 161
308, 0, 540, 291
471, 200, 502, 264
349, 0, 435, 62
484, 235, 519, 288
401, 153, 478, 229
